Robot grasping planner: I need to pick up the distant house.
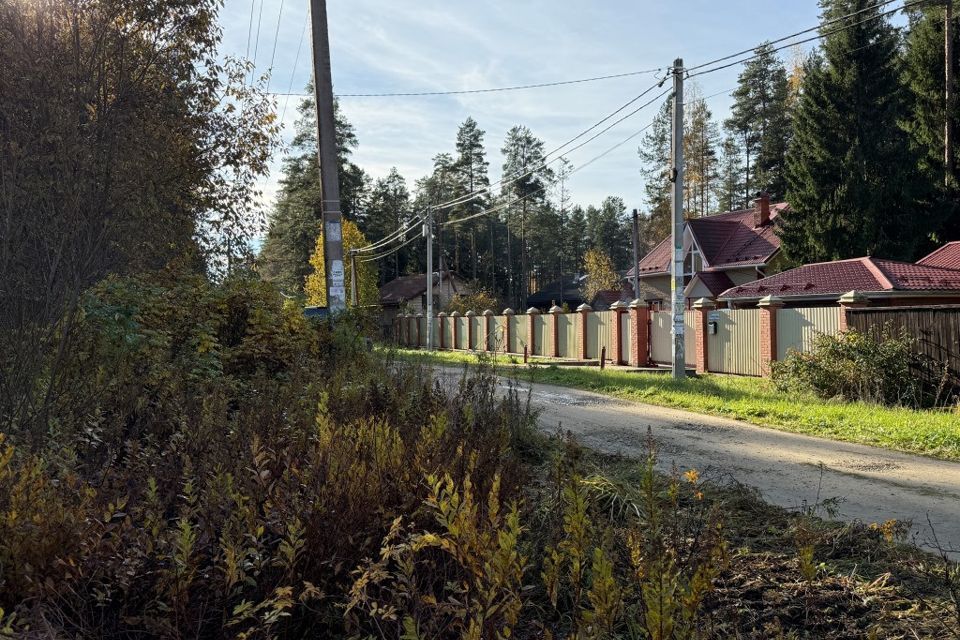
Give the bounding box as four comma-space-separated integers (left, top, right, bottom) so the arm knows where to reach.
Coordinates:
719, 243, 960, 307
378, 271, 473, 334
526, 274, 587, 311
625, 194, 786, 309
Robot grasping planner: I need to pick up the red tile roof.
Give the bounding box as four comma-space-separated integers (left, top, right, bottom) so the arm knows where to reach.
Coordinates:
691, 271, 736, 297
720, 256, 960, 300
626, 203, 786, 277
917, 241, 960, 270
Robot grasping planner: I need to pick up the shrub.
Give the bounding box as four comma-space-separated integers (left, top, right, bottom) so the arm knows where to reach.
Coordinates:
771, 328, 919, 407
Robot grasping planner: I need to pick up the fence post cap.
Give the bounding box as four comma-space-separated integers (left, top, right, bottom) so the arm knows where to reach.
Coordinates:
838, 290, 868, 305
608, 300, 625, 310
502, 308, 515, 315
693, 297, 717, 309
415, 312, 424, 317
450, 310, 461, 317
576, 303, 593, 312
526, 306, 541, 314
627, 298, 645, 308
438, 311, 448, 317
482, 309, 495, 316
548, 304, 564, 314
465, 310, 476, 317
757, 295, 784, 308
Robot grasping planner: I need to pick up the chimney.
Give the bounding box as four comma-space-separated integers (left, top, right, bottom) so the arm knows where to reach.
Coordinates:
753, 191, 770, 227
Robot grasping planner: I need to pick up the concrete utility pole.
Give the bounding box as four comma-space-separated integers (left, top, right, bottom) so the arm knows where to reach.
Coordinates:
670, 59, 686, 380
947, 0, 956, 187
349, 250, 358, 306
309, 0, 345, 311
425, 207, 434, 350
631, 209, 641, 301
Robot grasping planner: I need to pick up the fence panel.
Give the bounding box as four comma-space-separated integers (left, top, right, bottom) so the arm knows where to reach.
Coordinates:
530, 315, 546, 356
594, 311, 614, 361
650, 311, 672, 363
620, 312, 631, 361
415, 317, 424, 346
432, 318, 440, 348
848, 305, 960, 391
441, 317, 453, 349
492, 316, 506, 351
684, 310, 696, 368
456, 317, 468, 349
776, 307, 840, 359
558, 314, 575, 357
469, 316, 482, 350
708, 308, 761, 375
585, 313, 599, 359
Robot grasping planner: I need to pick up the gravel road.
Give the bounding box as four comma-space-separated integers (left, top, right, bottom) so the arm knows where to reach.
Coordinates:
433, 366, 960, 555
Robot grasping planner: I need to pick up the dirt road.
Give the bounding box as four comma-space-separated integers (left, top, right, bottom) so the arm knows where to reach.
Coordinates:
434, 368, 960, 554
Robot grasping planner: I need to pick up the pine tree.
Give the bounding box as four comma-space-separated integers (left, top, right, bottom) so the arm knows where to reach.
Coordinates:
783, 0, 928, 264
725, 43, 792, 202
638, 99, 673, 240
365, 168, 411, 283
501, 125, 554, 308
450, 117, 491, 283
903, 4, 960, 239
684, 93, 721, 216
259, 92, 367, 294
717, 135, 746, 212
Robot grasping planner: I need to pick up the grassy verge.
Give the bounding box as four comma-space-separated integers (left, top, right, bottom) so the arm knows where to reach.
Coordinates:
393, 347, 960, 461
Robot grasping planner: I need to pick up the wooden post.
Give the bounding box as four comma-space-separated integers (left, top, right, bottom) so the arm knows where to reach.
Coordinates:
450, 311, 461, 350
416, 313, 423, 347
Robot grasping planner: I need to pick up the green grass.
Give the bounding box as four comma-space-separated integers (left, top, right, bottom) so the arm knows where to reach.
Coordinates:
392, 347, 960, 461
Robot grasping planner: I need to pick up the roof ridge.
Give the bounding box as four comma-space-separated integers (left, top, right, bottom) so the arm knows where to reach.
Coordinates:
862, 257, 895, 290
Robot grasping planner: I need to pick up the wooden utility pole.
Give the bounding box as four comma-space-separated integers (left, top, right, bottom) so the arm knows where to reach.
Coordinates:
309, 0, 345, 311
670, 58, 686, 380
947, 0, 956, 187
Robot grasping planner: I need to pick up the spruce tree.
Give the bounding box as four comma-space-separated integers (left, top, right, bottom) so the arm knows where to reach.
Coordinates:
259, 92, 367, 295
717, 135, 746, 212
725, 43, 792, 201
365, 168, 411, 283
903, 4, 960, 239
782, 0, 927, 264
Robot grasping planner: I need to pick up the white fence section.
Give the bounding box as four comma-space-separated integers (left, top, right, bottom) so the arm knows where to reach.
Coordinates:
708, 308, 762, 376
650, 311, 672, 363
558, 314, 576, 357
776, 307, 841, 360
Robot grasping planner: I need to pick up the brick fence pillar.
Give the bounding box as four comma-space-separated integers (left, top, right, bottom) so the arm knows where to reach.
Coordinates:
450, 311, 461, 350
692, 297, 715, 374
465, 310, 476, 350
838, 290, 868, 332
526, 307, 540, 356
758, 295, 785, 377
502, 308, 515, 353
438, 312, 447, 350
576, 303, 593, 360
628, 299, 650, 367
548, 304, 563, 358
483, 309, 495, 351
610, 301, 626, 364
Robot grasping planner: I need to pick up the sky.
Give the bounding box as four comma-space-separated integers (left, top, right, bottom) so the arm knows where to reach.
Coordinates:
217, 0, 829, 217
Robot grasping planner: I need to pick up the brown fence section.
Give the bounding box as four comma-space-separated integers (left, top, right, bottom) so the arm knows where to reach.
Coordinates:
847, 305, 960, 389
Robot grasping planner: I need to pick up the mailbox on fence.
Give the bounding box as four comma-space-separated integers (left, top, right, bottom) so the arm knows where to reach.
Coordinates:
708, 310, 720, 335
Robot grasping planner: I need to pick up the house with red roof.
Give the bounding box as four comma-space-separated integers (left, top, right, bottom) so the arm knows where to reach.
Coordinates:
625, 193, 786, 309
718, 242, 960, 307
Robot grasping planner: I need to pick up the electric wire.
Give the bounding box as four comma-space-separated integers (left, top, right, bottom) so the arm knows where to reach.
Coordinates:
280, 16, 309, 123
354, 213, 426, 253
357, 229, 422, 262
249, 0, 265, 85
265, 0, 287, 92
688, 0, 933, 78
267, 67, 664, 97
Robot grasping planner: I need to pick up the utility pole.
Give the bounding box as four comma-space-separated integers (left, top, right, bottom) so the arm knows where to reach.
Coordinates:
309, 0, 345, 311
947, 0, 956, 187
631, 209, 641, 301
670, 59, 686, 380
425, 207, 434, 350
349, 250, 358, 306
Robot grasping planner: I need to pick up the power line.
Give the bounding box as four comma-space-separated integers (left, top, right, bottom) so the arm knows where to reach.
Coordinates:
244, 0, 256, 62
357, 231, 422, 262
265, 0, 287, 92
689, 0, 933, 78
354, 213, 425, 253
267, 67, 663, 97
249, 0, 265, 85
280, 16, 309, 123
